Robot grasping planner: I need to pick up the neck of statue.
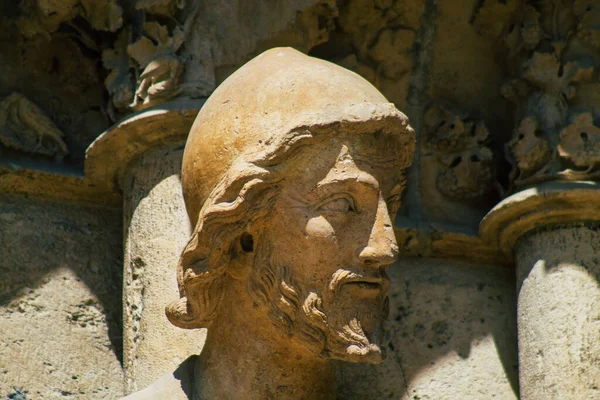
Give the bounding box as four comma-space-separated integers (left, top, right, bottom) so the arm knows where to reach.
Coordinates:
194, 274, 336, 400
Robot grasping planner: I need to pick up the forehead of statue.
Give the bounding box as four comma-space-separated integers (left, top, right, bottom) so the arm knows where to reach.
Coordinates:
283, 131, 407, 188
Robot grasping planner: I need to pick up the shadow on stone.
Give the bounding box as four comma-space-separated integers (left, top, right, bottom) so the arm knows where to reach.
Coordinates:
0, 194, 124, 365
337, 258, 519, 399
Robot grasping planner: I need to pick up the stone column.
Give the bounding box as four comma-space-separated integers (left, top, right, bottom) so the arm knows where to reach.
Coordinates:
86, 99, 205, 394
481, 182, 600, 399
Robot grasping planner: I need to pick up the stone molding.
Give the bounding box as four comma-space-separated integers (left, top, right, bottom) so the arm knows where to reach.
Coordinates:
480, 181, 600, 256
396, 218, 510, 267
0, 166, 122, 206
86, 97, 204, 194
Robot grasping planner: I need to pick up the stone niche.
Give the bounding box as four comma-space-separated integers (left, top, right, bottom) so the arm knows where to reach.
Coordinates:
1, 0, 600, 399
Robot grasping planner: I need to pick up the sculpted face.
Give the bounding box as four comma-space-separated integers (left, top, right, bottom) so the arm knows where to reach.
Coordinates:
169, 49, 415, 376
253, 131, 404, 363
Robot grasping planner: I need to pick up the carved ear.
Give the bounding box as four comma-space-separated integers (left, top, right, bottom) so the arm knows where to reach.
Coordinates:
228, 232, 254, 279
240, 232, 254, 253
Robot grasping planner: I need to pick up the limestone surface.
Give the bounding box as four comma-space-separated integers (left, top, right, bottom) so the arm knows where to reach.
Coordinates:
516, 226, 600, 400
0, 195, 123, 399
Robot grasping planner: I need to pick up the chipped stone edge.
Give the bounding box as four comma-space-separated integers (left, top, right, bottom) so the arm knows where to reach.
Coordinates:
480, 181, 600, 257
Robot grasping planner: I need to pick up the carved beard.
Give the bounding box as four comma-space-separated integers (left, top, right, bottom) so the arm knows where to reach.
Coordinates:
247, 240, 390, 364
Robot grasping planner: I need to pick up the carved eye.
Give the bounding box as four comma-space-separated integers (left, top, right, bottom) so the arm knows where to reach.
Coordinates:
316, 196, 356, 214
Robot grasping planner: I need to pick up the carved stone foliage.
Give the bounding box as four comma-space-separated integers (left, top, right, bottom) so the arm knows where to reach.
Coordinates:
9, 0, 419, 130
112, 1, 198, 112
331, 0, 423, 110
8, 1, 191, 119
337, 0, 420, 79
101, 1, 192, 113
0, 93, 68, 160
2, 0, 357, 165
1, 1, 119, 164
473, 0, 600, 189
100, 0, 343, 114
423, 104, 495, 201
16, 0, 123, 39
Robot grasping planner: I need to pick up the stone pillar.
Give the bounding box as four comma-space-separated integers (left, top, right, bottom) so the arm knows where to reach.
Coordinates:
516, 225, 600, 398
86, 99, 206, 394
481, 182, 600, 399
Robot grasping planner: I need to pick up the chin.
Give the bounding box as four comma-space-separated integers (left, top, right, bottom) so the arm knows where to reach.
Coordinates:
335, 342, 386, 364
320, 289, 390, 364
322, 308, 389, 364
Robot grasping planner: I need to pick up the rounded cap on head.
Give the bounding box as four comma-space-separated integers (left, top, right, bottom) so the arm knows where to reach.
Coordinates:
182, 47, 412, 227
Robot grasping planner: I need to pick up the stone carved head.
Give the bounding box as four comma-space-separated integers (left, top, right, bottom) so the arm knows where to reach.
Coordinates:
166, 48, 415, 364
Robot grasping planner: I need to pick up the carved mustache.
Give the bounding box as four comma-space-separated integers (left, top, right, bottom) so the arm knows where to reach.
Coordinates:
328, 268, 391, 295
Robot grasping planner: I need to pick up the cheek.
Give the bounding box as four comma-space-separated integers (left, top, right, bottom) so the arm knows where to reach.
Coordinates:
302, 216, 341, 284
303, 216, 341, 267
305, 216, 336, 240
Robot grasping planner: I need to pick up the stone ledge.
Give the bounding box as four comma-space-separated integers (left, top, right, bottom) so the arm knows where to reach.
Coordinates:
480, 181, 600, 256
396, 217, 511, 267
0, 167, 122, 207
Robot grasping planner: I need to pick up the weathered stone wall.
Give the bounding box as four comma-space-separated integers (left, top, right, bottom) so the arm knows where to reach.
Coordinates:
0, 195, 123, 399
338, 258, 518, 399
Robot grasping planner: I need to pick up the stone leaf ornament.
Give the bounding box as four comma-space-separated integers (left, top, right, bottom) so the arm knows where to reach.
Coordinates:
135, 0, 186, 17
484, 0, 600, 190
521, 53, 593, 131
16, 0, 123, 39
102, 28, 135, 111
423, 105, 494, 201
507, 112, 600, 186
0, 93, 68, 160
574, 0, 600, 47
101, 0, 193, 113
128, 21, 185, 109
472, 0, 520, 40
507, 117, 552, 184
517, 6, 544, 50
558, 113, 600, 172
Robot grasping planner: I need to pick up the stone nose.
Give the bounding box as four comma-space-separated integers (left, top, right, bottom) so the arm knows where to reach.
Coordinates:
358, 194, 399, 267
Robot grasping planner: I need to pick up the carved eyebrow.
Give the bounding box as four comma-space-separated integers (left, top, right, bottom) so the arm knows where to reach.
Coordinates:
285, 190, 312, 207
353, 154, 402, 169
315, 174, 380, 191
309, 176, 379, 203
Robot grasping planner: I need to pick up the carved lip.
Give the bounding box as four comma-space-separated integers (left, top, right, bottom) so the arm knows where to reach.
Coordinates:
342, 274, 390, 293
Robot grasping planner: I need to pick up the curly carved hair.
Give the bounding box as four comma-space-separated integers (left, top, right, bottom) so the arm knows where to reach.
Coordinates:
165, 128, 315, 329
